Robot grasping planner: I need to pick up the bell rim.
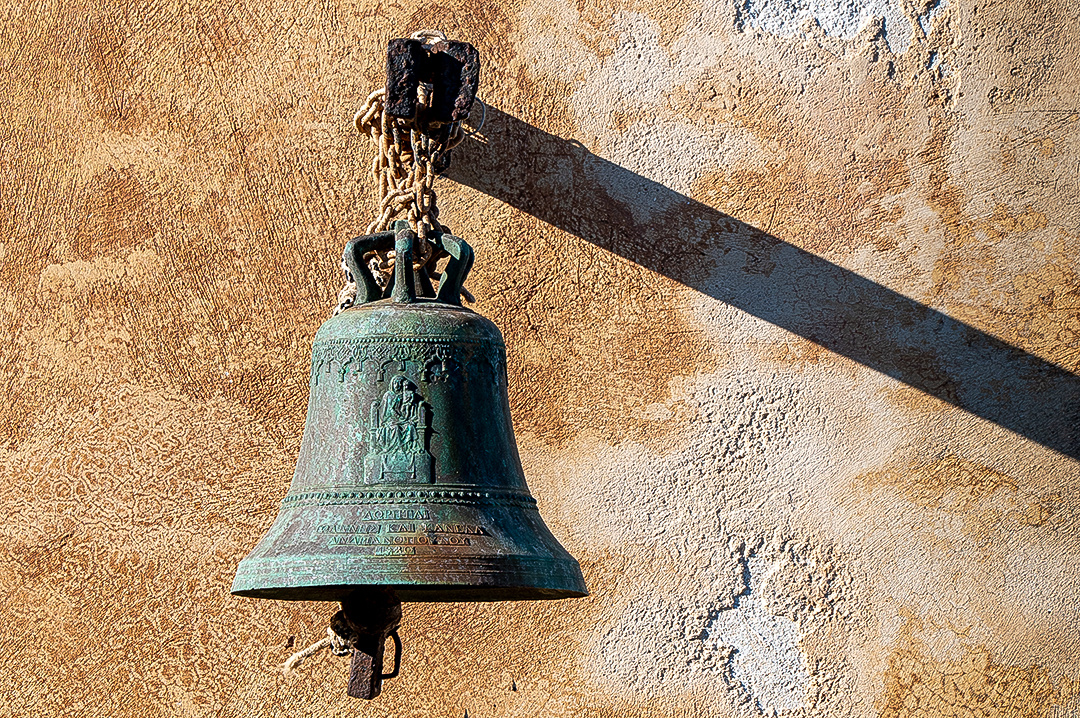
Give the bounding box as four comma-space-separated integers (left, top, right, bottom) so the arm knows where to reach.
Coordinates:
230, 584, 589, 602
231, 553, 588, 602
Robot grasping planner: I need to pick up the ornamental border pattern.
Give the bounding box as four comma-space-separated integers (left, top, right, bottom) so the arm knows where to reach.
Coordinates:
310, 336, 505, 382
280, 488, 538, 509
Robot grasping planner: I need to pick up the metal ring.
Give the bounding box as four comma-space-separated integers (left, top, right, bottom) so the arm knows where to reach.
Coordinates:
410, 28, 447, 49
463, 97, 487, 138
444, 97, 487, 151
381, 630, 403, 680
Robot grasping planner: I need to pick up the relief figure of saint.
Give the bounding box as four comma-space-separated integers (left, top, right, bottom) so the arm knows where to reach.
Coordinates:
364, 374, 433, 483
376, 375, 423, 452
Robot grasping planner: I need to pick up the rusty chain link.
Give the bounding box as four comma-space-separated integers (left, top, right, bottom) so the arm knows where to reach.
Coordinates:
334, 87, 468, 315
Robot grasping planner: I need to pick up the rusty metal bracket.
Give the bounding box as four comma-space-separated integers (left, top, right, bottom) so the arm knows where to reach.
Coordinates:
386, 36, 480, 137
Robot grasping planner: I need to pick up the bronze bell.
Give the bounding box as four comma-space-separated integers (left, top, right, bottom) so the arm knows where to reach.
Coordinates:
232, 224, 587, 697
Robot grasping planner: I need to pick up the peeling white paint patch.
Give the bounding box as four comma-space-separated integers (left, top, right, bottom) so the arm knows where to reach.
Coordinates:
592, 542, 750, 698
705, 555, 811, 713
589, 535, 823, 712
918, 0, 947, 36
559, 12, 766, 219
733, 0, 914, 53
593, 121, 766, 224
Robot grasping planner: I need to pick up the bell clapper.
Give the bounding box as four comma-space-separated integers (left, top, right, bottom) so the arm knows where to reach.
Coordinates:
335, 588, 404, 699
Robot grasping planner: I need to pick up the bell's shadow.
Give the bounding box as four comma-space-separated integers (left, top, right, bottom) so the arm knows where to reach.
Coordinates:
446, 107, 1080, 460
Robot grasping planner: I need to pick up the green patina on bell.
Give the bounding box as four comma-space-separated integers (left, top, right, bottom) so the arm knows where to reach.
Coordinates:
232, 224, 587, 605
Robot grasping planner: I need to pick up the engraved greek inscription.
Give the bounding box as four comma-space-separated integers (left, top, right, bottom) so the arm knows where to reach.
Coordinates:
327, 534, 432, 547
373, 546, 415, 556
432, 535, 472, 545
317, 523, 381, 534
429, 523, 486, 535
328, 535, 370, 546
360, 508, 429, 521
386, 523, 415, 533
386, 535, 429, 545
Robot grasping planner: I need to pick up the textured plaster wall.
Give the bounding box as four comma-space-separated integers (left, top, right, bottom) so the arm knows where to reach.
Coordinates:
2, 0, 1079, 716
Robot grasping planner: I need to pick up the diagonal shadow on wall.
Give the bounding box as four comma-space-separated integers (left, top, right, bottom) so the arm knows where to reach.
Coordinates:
446, 107, 1080, 460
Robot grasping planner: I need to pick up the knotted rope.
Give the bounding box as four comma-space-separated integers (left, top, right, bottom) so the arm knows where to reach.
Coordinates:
282, 606, 370, 675
282, 624, 354, 675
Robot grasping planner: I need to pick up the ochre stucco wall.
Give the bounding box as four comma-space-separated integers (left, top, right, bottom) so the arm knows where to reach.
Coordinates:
2, 0, 1080, 716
